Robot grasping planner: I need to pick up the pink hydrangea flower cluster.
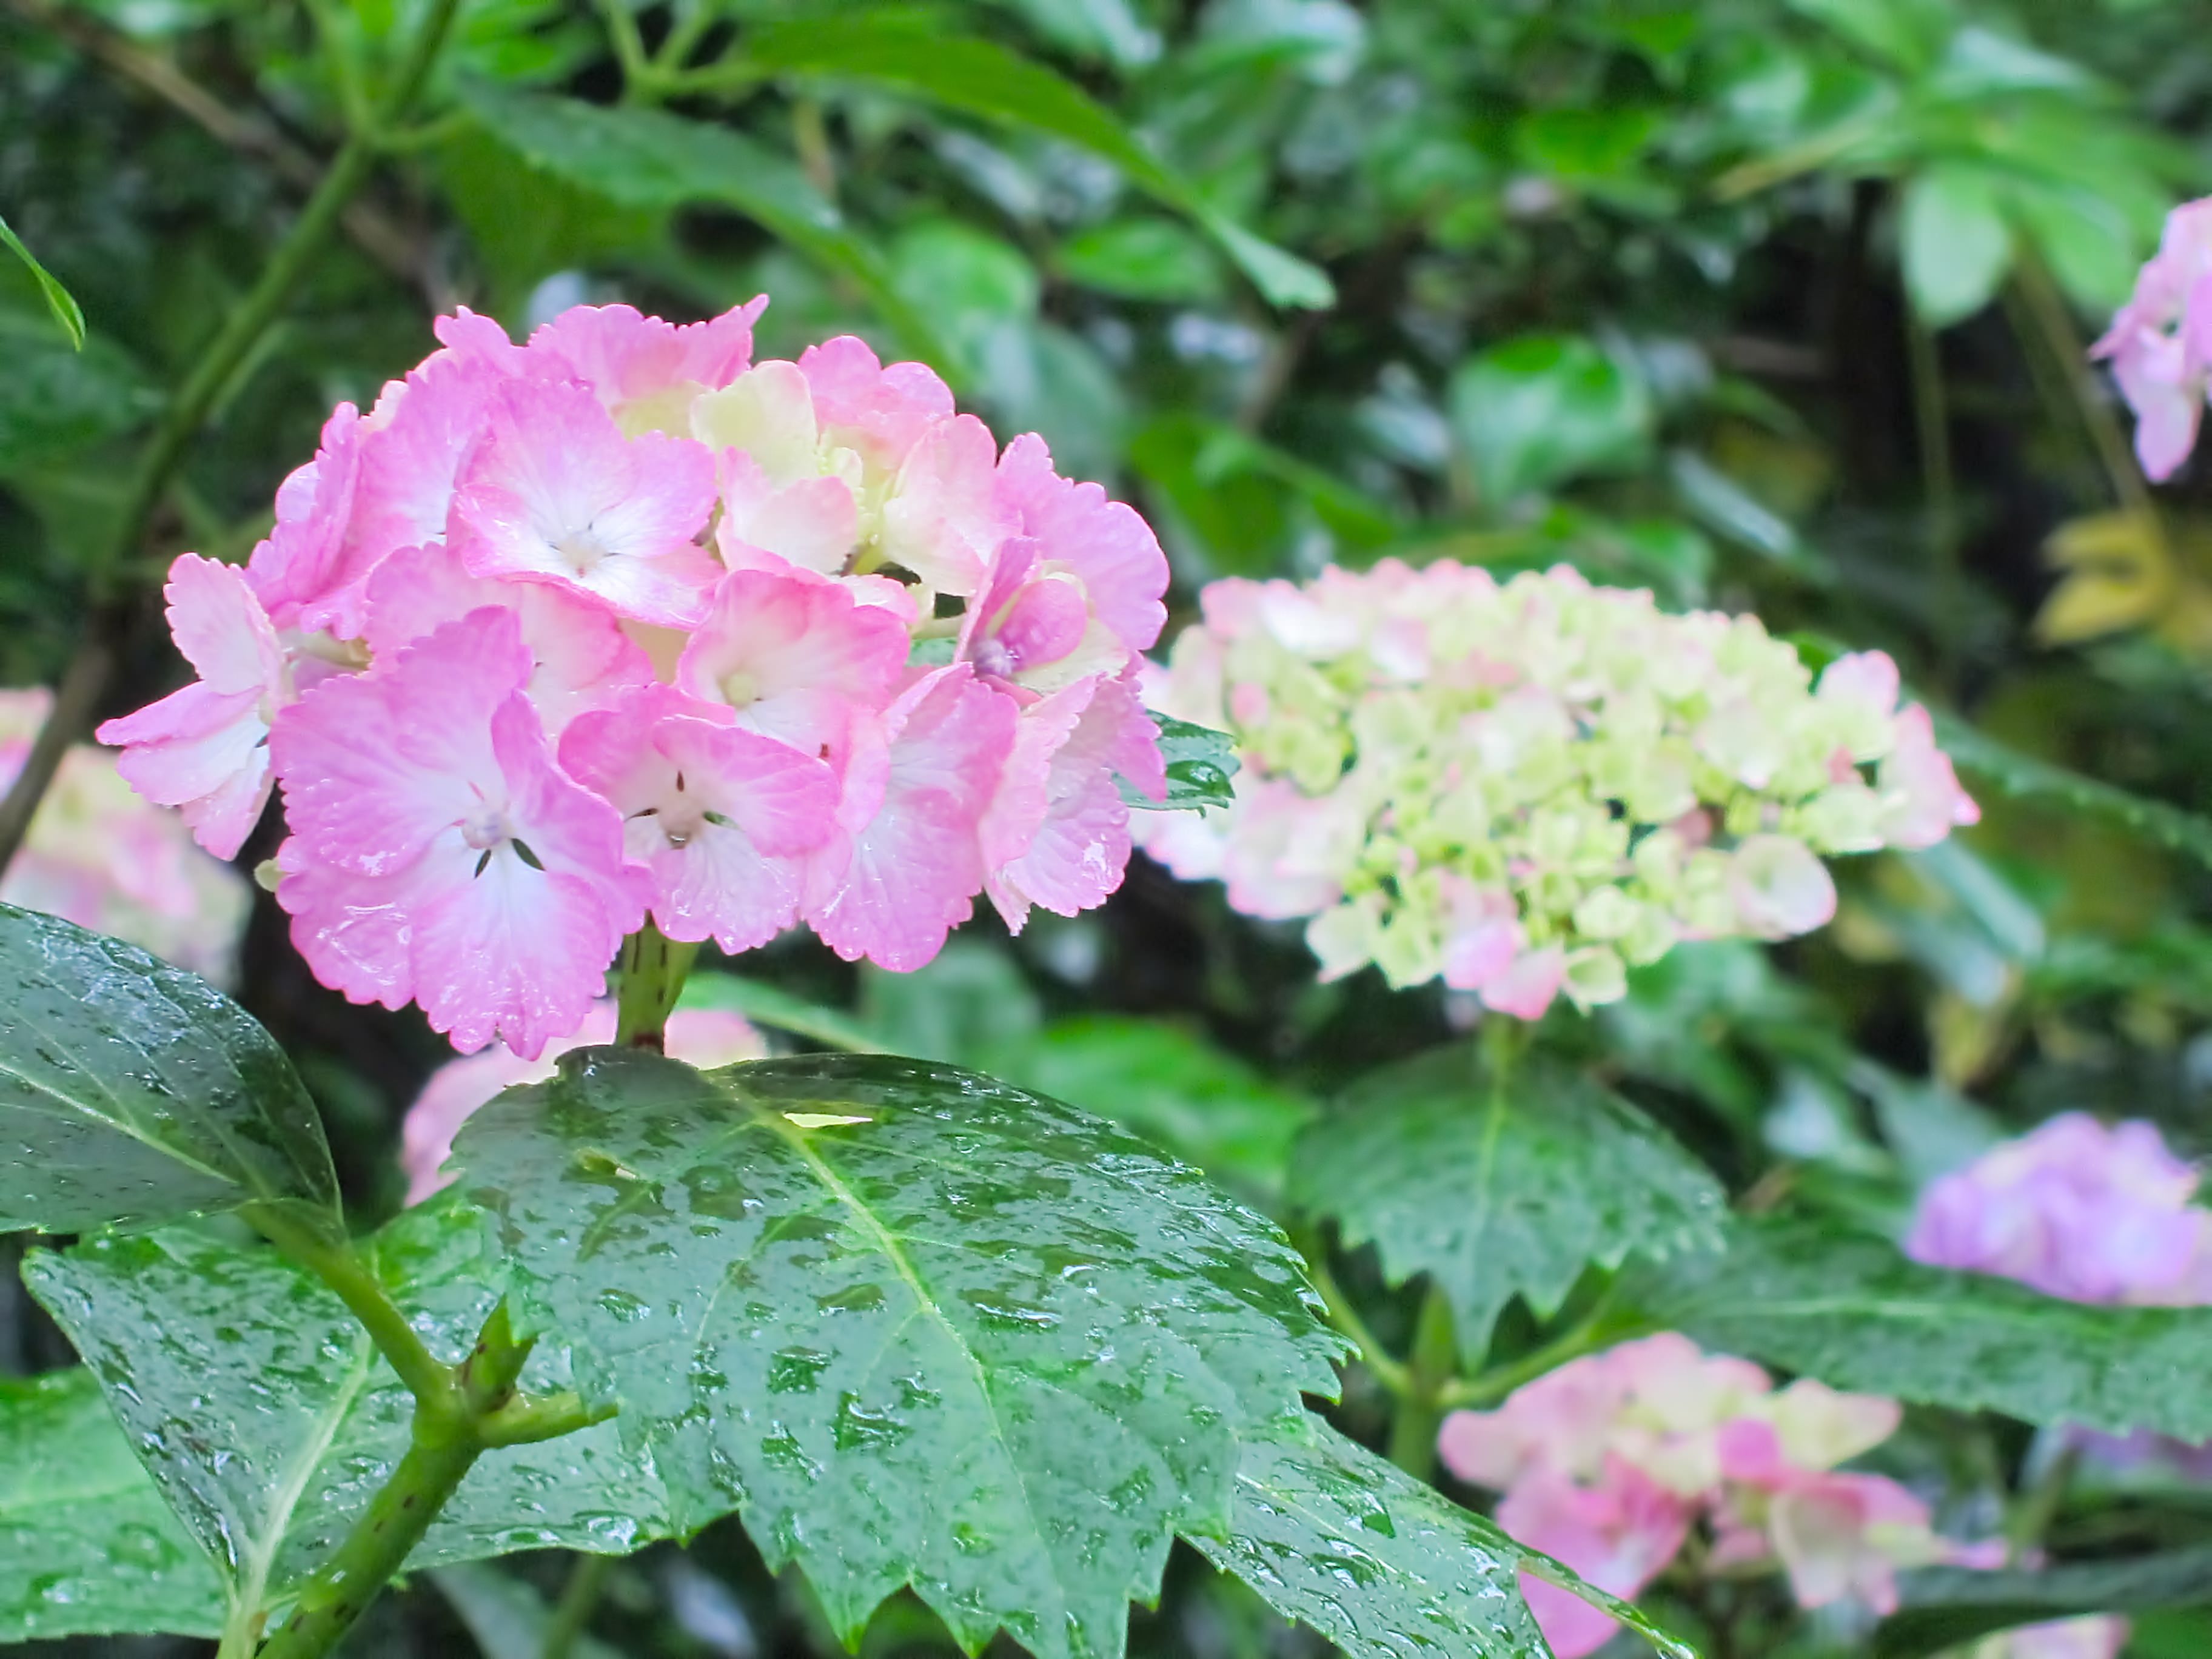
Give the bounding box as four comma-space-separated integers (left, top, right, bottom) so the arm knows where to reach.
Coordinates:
1138, 561, 1977, 1019
400, 1000, 762, 1202
1907, 1113, 2212, 1306
96, 300, 1169, 1057
2, 688, 249, 984
1438, 1333, 1988, 1659
2093, 199, 2212, 481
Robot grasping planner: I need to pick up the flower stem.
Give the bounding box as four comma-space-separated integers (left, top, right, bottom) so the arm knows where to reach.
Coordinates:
1384, 1282, 1458, 1480
256, 1302, 536, 1659
1292, 1225, 1412, 1399
541, 1552, 616, 1659
1439, 1293, 1626, 1412
243, 1202, 458, 1416
614, 920, 699, 1051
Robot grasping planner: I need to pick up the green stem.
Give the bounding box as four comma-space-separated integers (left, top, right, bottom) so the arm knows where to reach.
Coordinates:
1905, 300, 1962, 685
1439, 1293, 1625, 1412
0, 0, 463, 875
257, 1303, 536, 1659
243, 1202, 458, 1416
2006, 1443, 2082, 1566
541, 1553, 615, 1659
614, 920, 700, 1051
1384, 1282, 1458, 1479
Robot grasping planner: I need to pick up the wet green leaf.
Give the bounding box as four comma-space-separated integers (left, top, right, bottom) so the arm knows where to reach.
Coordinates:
1633, 1219, 2212, 1437
0, 213, 85, 349
1130, 714, 1239, 812
738, 13, 1333, 309
459, 86, 954, 374
22, 1199, 670, 1633
0, 902, 338, 1234
0, 1367, 223, 1641
447, 1049, 1344, 1659
1195, 1410, 1694, 1659
1290, 1048, 1727, 1359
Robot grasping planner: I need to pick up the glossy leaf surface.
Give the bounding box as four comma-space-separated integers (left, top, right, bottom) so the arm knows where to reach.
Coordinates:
447, 1050, 1344, 1659
1196, 1410, 1691, 1659
0, 1367, 223, 1641
0, 901, 338, 1233
22, 1201, 670, 1634
1291, 1050, 1727, 1358
1634, 1220, 2212, 1438
1127, 714, 1238, 812
1933, 711, 2212, 871
460, 87, 951, 373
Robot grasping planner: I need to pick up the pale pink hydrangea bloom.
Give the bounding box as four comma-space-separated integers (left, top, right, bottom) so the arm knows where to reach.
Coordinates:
2093, 199, 2212, 480
1, 688, 250, 983
400, 1001, 763, 1202
97, 298, 1170, 1057
1141, 562, 1977, 1019
1438, 1333, 1982, 1659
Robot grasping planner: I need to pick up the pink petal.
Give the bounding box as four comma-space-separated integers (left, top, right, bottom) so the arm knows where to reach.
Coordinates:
994, 432, 1169, 651
246, 404, 367, 634
361, 543, 654, 734
675, 566, 910, 761
806, 665, 1015, 969
346, 352, 508, 582
717, 452, 857, 575
560, 683, 839, 954
987, 672, 1155, 928
272, 608, 531, 877
879, 413, 1011, 594
797, 335, 954, 470
528, 297, 766, 412
163, 553, 286, 697
451, 378, 721, 628
1480, 945, 1566, 1019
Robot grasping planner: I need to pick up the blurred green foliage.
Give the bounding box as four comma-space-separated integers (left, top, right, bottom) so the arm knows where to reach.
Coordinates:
13, 0, 2212, 1655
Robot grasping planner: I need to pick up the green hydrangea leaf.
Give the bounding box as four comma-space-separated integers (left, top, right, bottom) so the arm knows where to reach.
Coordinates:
21, 1198, 670, 1637
0, 902, 338, 1234
1877, 1547, 2212, 1658
1127, 714, 1238, 812
0, 1367, 223, 1641
460, 86, 955, 375
1290, 1048, 1728, 1359
447, 1050, 1344, 1659
1196, 1410, 1692, 1659
1632, 1219, 2212, 1438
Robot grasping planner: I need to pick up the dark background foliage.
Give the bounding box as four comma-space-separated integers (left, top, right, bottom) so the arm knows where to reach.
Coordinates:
10, 1, 2212, 1654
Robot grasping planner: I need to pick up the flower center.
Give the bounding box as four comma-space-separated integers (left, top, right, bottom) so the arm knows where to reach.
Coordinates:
460, 804, 514, 851
973, 637, 1017, 680
554, 525, 614, 574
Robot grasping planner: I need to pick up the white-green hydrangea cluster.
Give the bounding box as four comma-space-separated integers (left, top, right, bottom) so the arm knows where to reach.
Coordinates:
1137, 560, 1978, 1017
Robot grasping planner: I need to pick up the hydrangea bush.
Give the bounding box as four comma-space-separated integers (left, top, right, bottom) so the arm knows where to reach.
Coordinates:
8, 161, 2212, 1659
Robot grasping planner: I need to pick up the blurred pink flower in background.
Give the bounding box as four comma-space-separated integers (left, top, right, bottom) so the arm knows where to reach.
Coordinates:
400, 1000, 763, 1203
2093, 199, 2212, 480
1906, 1113, 2212, 1306
1438, 1333, 1979, 1658
1, 687, 249, 984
